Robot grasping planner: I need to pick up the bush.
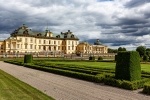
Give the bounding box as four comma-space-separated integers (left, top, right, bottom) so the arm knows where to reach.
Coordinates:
24, 54, 33, 63
98, 56, 103, 60
115, 51, 141, 81
143, 82, 150, 95
143, 55, 148, 61
89, 56, 95, 60
114, 55, 117, 61
104, 78, 150, 90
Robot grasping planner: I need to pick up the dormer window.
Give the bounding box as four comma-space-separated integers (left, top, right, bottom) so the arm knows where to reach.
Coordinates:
37, 33, 42, 36
56, 35, 60, 38
71, 35, 74, 38
23, 30, 29, 35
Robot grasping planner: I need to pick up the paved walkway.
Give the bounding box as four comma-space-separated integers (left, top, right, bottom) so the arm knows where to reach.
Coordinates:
0, 61, 150, 100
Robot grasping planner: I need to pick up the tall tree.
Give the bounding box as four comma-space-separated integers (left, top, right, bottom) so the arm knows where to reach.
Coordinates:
136, 46, 146, 57
146, 48, 150, 51
118, 47, 126, 51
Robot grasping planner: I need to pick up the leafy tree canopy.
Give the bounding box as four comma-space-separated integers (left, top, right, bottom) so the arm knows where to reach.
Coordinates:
136, 46, 146, 57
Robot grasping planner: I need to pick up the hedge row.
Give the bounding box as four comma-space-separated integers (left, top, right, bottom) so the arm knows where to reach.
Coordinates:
23, 63, 114, 83
104, 78, 150, 90
33, 62, 115, 75
143, 82, 150, 94
4, 60, 150, 91
4, 60, 114, 83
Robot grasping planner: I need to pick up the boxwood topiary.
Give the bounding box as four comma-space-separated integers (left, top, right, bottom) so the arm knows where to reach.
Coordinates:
98, 56, 103, 60
24, 54, 33, 63
89, 56, 95, 60
114, 55, 117, 61
115, 51, 141, 81
143, 55, 148, 61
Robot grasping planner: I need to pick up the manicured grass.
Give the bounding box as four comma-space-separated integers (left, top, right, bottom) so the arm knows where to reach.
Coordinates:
141, 63, 150, 72
0, 70, 54, 100
39, 61, 116, 69
36, 60, 150, 72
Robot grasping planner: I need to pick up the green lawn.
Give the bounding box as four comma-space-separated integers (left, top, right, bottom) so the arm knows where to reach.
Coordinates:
0, 70, 54, 100
42, 61, 116, 69
38, 61, 150, 72
141, 63, 150, 72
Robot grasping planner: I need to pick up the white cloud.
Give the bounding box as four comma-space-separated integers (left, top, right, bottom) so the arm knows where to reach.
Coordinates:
0, 0, 150, 50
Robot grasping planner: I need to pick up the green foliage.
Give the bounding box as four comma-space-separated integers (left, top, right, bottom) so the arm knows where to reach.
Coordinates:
108, 48, 118, 53
143, 82, 150, 95
143, 55, 148, 61
146, 48, 150, 51
114, 55, 117, 61
104, 78, 150, 90
0, 70, 54, 100
118, 47, 126, 51
146, 51, 150, 57
115, 51, 141, 81
89, 56, 95, 60
98, 56, 103, 60
24, 54, 33, 63
136, 46, 146, 57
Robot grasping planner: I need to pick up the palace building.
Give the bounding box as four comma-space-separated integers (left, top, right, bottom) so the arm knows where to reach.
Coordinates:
0, 24, 108, 54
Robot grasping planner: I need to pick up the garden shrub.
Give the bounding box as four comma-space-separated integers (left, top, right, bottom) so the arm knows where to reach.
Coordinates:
143, 82, 150, 95
89, 56, 95, 60
98, 56, 103, 60
94, 73, 105, 83
143, 55, 148, 61
115, 51, 141, 81
114, 55, 117, 61
24, 54, 33, 63
104, 77, 150, 90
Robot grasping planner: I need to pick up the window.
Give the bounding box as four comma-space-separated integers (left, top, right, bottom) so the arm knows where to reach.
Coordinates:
20, 38, 22, 41
25, 45, 27, 49
68, 46, 70, 50
68, 41, 70, 45
58, 41, 60, 45
17, 44, 19, 48
54, 41, 56, 44
72, 46, 74, 50
39, 46, 41, 49
30, 45, 32, 49
39, 40, 41, 44
1, 45, 3, 49
49, 40, 51, 44
72, 41, 74, 45
8, 44, 10, 48
25, 38, 27, 42
54, 46, 56, 50
58, 46, 60, 50
30, 39, 33, 43
44, 40, 46, 44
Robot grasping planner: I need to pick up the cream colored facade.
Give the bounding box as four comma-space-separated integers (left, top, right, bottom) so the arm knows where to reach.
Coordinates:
0, 24, 108, 54
76, 40, 108, 54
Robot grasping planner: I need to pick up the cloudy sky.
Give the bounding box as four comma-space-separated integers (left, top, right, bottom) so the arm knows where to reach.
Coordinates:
0, 0, 150, 50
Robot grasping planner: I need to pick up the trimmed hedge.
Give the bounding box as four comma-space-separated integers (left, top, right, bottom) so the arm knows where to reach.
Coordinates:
98, 56, 103, 60
143, 55, 148, 61
115, 51, 141, 81
104, 78, 150, 90
89, 56, 95, 60
143, 82, 150, 94
24, 54, 33, 63
4, 60, 150, 90
114, 55, 117, 61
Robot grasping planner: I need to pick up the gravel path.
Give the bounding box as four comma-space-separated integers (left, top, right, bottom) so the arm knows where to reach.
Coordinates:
0, 61, 150, 100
